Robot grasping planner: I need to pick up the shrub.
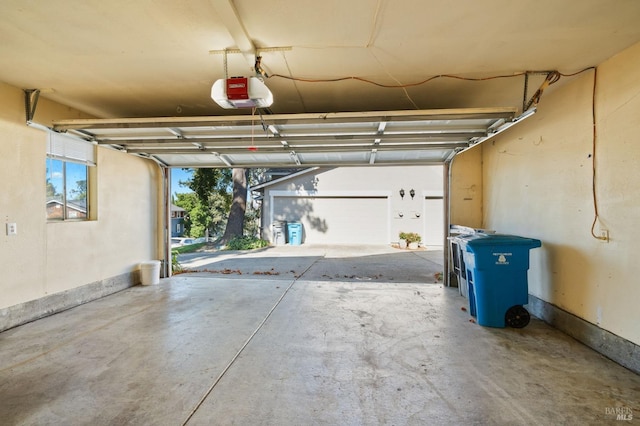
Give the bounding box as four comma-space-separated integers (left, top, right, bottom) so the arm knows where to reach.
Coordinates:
171, 251, 183, 273
225, 235, 269, 251
404, 232, 421, 243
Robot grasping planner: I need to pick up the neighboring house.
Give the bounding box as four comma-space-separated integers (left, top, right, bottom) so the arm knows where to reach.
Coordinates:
171, 204, 187, 237
46, 199, 87, 220
253, 166, 444, 246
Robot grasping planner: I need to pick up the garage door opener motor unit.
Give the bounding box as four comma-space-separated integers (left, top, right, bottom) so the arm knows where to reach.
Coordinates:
211, 77, 274, 109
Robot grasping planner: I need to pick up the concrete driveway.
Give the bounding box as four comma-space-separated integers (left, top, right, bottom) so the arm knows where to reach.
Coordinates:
177, 244, 444, 283
1, 245, 639, 425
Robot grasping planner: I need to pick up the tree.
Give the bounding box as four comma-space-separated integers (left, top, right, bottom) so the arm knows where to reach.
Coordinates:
45, 164, 61, 200
221, 168, 249, 243
179, 167, 262, 244
182, 168, 231, 202
179, 168, 234, 240
175, 178, 230, 239
46, 180, 59, 199
69, 180, 87, 201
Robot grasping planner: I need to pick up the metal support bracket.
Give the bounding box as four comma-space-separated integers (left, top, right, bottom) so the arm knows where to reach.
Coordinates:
24, 89, 41, 123
524, 71, 561, 111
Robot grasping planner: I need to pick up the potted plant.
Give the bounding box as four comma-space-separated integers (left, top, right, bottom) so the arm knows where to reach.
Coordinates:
398, 232, 408, 249
404, 232, 421, 249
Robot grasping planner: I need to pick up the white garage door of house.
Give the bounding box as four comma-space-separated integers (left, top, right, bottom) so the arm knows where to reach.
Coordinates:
273, 195, 389, 244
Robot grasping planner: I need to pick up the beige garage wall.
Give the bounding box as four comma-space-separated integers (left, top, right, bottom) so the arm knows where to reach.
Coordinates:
449, 147, 483, 229
481, 41, 640, 345
0, 82, 161, 310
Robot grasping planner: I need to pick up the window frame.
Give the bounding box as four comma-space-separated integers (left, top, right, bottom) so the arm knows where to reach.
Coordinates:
46, 132, 96, 222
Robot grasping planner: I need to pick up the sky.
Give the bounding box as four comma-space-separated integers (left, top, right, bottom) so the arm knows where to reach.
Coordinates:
171, 168, 193, 196
47, 158, 87, 200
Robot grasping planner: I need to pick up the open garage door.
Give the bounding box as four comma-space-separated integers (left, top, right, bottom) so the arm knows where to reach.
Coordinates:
51, 108, 531, 168
49, 107, 535, 277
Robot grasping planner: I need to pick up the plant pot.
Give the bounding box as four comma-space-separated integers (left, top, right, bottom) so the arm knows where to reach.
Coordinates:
399, 239, 407, 249
408, 242, 419, 250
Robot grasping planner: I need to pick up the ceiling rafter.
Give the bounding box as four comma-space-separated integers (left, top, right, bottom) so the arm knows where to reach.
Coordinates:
210, 0, 257, 73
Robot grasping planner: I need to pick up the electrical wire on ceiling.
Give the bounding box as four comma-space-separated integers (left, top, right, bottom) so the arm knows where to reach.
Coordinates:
365, 0, 383, 48
367, 49, 419, 109
523, 71, 561, 111
268, 67, 597, 89
261, 57, 605, 239
254, 56, 269, 79
268, 71, 530, 88
267, 68, 600, 115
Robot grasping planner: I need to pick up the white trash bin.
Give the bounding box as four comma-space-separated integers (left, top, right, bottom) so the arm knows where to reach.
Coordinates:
140, 260, 161, 285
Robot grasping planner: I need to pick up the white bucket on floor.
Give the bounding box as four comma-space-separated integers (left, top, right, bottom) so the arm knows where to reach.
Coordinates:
140, 260, 161, 285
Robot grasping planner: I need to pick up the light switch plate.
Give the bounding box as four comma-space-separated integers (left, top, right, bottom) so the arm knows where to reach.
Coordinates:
7, 223, 17, 236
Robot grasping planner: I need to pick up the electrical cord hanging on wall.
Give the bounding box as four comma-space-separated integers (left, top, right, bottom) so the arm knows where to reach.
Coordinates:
552, 66, 606, 241
587, 67, 607, 241
266, 62, 606, 239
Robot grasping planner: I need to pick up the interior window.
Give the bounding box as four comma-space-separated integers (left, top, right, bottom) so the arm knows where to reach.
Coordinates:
46, 158, 89, 220
45, 132, 95, 221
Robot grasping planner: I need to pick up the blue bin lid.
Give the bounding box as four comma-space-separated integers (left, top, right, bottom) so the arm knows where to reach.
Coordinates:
464, 233, 541, 248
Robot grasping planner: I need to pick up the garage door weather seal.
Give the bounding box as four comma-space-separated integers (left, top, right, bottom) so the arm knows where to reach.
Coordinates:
180, 259, 319, 425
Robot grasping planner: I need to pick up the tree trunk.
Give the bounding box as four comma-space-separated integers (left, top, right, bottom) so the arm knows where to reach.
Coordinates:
221, 168, 248, 243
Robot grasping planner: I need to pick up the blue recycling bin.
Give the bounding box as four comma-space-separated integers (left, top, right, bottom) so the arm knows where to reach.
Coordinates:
459, 234, 541, 328
287, 222, 303, 245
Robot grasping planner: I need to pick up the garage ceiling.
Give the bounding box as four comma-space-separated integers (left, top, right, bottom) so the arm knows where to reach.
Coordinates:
3, 0, 640, 118
4, 1, 640, 166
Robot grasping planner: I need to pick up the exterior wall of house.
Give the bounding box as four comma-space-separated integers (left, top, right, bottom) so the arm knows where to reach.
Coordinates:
261, 166, 443, 245
480, 41, 640, 346
171, 217, 184, 237
171, 206, 185, 237
0, 82, 161, 327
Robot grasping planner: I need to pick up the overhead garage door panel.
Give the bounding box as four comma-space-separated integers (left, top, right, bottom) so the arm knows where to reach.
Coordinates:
274, 196, 389, 244
52, 108, 532, 168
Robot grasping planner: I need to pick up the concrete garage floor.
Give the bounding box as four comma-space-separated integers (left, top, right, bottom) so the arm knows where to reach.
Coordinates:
1, 246, 638, 425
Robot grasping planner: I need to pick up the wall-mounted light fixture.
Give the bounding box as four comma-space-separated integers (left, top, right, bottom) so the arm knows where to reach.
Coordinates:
410, 189, 416, 199
399, 189, 405, 199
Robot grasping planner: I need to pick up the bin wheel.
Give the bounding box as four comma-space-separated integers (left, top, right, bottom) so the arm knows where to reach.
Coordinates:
505, 305, 530, 328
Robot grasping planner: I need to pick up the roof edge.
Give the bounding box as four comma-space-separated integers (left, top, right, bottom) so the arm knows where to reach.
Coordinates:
251, 167, 322, 191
